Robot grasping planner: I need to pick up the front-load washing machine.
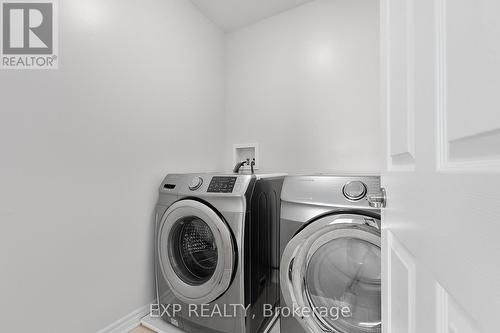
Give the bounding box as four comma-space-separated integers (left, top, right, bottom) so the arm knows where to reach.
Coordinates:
279, 175, 383, 333
155, 173, 284, 333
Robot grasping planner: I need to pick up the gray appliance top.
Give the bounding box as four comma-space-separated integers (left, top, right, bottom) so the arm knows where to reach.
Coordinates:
281, 174, 380, 209
159, 172, 286, 197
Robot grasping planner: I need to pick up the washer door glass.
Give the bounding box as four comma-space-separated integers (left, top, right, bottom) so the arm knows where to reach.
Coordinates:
158, 199, 235, 304
305, 237, 381, 333
169, 216, 218, 285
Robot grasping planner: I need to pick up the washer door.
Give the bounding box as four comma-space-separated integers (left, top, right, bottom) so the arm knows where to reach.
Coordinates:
158, 199, 235, 304
280, 213, 381, 333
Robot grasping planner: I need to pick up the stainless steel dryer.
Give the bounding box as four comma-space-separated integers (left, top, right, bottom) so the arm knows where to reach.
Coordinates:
279, 175, 383, 333
155, 173, 284, 333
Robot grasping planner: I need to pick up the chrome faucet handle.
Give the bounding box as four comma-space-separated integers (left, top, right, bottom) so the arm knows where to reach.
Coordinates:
368, 188, 387, 208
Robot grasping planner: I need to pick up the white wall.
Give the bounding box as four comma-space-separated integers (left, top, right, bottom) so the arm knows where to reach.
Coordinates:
224, 0, 381, 174
0, 0, 225, 332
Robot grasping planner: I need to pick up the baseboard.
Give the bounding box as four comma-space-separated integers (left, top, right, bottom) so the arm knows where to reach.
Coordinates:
97, 301, 154, 333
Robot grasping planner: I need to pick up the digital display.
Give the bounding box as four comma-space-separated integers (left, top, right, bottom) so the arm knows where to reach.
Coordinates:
207, 176, 237, 193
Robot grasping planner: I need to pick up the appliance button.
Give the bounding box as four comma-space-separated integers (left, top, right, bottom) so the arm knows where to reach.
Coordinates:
188, 177, 203, 191
343, 181, 367, 201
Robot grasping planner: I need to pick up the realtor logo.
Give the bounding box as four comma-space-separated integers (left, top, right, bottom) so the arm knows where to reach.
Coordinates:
1, 0, 58, 69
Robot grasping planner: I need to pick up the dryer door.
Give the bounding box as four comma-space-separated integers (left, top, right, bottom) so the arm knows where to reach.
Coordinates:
280, 213, 381, 333
158, 199, 235, 304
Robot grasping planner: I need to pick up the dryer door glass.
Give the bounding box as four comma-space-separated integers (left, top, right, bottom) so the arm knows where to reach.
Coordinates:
169, 216, 218, 285
280, 213, 381, 333
305, 237, 381, 333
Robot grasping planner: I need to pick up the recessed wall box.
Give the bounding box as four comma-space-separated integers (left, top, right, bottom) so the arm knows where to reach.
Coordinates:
233, 143, 259, 171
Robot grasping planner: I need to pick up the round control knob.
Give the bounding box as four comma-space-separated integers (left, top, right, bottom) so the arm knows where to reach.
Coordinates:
188, 177, 203, 191
343, 181, 367, 201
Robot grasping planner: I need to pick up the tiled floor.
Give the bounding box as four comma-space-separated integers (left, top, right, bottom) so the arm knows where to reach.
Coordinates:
130, 318, 280, 333
129, 326, 154, 333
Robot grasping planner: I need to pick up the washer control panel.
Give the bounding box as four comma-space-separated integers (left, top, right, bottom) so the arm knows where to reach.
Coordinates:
207, 176, 237, 193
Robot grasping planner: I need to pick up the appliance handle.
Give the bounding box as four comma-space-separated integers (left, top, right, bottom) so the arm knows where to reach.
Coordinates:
367, 188, 387, 208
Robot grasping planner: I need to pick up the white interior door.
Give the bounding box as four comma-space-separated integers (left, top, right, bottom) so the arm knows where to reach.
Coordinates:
381, 0, 500, 332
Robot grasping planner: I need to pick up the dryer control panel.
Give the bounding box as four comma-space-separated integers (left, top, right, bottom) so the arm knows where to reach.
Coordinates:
207, 176, 237, 193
